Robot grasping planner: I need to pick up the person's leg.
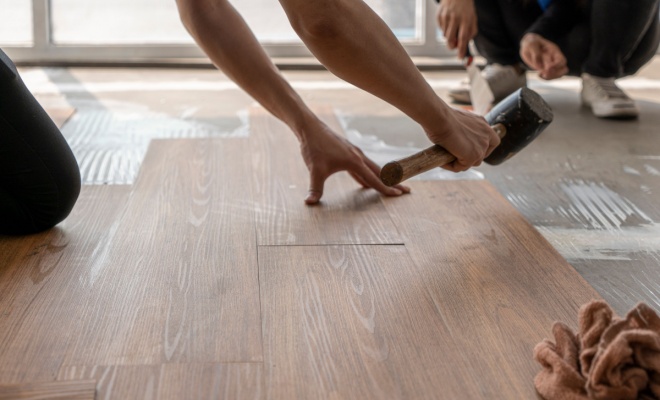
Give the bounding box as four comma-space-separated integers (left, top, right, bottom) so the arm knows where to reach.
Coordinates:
472, 0, 542, 66
584, 0, 660, 78
622, 1, 660, 76
557, 0, 659, 118
0, 49, 81, 235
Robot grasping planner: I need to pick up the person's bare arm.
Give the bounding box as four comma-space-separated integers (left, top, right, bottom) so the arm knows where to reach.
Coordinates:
176, 0, 407, 204
279, 0, 497, 172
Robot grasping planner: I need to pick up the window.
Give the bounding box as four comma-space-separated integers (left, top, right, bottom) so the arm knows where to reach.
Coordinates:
2, 0, 450, 64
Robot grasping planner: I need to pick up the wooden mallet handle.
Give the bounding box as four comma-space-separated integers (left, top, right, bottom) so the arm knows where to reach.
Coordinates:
380, 123, 506, 186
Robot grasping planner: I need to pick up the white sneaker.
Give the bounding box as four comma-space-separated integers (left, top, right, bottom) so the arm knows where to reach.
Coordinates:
581, 73, 639, 118
448, 64, 527, 104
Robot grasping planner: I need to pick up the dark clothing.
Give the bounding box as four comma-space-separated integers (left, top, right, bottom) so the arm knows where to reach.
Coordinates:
0, 49, 80, 235
473, 0, 660, 78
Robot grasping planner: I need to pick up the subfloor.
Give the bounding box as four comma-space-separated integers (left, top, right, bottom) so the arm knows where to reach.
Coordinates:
0, 57, 659, 398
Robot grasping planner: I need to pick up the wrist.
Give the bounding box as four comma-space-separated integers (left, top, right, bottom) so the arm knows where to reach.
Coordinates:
288, 108, 323, 145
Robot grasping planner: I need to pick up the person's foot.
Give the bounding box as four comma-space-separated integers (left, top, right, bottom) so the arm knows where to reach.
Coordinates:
448, 64, 527, 105
581, 73, 639, 118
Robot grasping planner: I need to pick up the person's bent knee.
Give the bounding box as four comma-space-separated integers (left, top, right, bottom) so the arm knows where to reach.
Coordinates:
0, 172, 80, 236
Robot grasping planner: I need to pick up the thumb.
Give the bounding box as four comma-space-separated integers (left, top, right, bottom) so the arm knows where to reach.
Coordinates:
305, 171, 326, 205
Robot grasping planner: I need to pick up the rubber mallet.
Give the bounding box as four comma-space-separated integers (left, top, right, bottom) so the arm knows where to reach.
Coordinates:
380, 87, 553, 186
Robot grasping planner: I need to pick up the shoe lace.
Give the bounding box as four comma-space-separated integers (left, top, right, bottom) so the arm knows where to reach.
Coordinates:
592, 78, 629, 99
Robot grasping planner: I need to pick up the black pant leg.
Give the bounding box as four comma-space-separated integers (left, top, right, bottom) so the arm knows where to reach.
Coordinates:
0, 49, 81, 235
472, 0, 542, 65
583, 0, 660, 77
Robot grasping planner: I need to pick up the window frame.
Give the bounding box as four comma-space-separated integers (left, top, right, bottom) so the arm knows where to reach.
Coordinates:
4, 0, 455, 65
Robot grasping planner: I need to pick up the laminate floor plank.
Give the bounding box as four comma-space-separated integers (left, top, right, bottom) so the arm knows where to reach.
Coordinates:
259, 245, 480, 400
382, 180, 602, 398
59, 138, 262, 366
0, 185, 131, 383
0, 379, 96, 400
58, 363, 263, 400
249, 107, 402, 246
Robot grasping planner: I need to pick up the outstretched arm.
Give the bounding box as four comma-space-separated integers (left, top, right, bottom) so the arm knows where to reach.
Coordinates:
279, 0, 498, 172
176, 0, 407, 204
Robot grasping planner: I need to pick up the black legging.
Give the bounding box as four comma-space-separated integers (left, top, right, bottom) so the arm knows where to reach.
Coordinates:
473, 0, 660, 78
0, 49, 80, 235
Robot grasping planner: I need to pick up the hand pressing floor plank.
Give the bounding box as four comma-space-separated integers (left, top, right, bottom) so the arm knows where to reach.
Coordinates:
248, 107, 403, 246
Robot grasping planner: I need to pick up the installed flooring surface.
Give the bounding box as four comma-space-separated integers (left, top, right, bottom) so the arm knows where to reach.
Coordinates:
17, 62, 660, 318
0, 106, 601, 399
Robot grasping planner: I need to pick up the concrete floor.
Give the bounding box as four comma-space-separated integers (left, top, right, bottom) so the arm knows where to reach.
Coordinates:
21, 56, 660, 316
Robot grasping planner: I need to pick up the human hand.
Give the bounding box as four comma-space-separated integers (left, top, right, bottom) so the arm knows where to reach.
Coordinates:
298, 119, 410, 205
436, 0, 478, 59
425, 107, 500, 172
520, 33, 568, 80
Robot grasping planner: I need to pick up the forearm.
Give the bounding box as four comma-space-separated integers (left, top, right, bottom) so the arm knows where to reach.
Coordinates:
280, 0, 452, 131
176, 0, 315, 139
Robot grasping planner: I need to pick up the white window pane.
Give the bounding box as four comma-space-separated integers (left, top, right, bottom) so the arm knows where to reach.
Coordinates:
0, 0, 33, 45
52, 0, 195, 44
365, 0, 418, 40
50, 0, 300, 45
50, 0, 421, 45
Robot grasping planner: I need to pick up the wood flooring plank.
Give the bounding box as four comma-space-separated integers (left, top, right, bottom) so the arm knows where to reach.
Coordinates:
0, 185, 131, 383
58, 364, 263, 400
59, 138, 262, 366
249, 107, 402, 245
0, 380, 96, 400
381, 180, 602, 398
259, 245, 480, 400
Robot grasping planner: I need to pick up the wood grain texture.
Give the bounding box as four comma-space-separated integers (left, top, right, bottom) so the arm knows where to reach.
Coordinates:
0, 185, 131, 383
0, 380, 96, 400
382, 180, 602, 398
248, 107, 402, 245
58, 364, 262, 400
259, 245, 478, 400
58, 138, 262, 366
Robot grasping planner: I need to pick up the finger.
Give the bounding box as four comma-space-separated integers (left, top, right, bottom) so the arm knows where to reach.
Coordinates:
438, 10, 448, 32
532, 51, 544, 71
305, 171, 326, 205
485, 133, 500, 158
457, 25, 471, 59
441, 160, 471, 173
444, 19, 458, 50
544, 64, 569, 80
362, 156, 411, 193
394, 183, 411, 194
353, 162, 403, 197
349, 171, 369, 188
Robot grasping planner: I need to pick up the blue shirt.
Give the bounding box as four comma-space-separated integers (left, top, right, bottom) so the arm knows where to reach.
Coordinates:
537, 0, 553, 11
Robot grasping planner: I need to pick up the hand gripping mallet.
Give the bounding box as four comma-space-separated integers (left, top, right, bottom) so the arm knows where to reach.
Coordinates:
380, 87, 553, 186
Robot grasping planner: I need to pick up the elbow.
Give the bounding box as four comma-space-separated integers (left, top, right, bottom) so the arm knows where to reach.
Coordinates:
176, 0, 216, 33
288, 9, 343, 42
